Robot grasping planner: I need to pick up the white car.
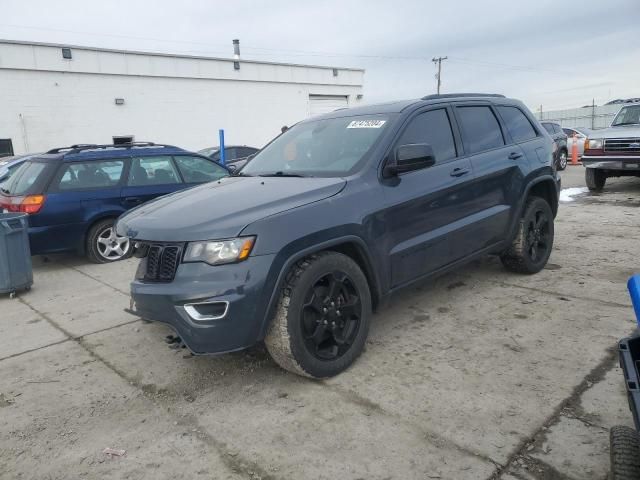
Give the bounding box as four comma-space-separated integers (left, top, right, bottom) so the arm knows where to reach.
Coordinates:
562, 127, 591, 159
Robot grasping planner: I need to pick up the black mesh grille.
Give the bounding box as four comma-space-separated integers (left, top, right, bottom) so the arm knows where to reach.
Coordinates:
142, 244, 182, 282
159, 246, 180, 281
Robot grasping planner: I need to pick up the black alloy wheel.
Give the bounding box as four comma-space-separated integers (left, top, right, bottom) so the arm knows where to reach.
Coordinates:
301, 271, 362, 361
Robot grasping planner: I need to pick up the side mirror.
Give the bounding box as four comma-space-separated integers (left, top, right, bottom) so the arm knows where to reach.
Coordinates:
227, 164, 238, 173
384, 143, 436, 177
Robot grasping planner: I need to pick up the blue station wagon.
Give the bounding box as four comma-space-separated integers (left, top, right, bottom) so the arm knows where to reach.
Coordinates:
0, 143, 228, 263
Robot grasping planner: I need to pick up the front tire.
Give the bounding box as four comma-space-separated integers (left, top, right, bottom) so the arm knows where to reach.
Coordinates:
501, 196, 554, 274
265, 252, 372, 378
610, 425, 640, 480
86, 219, 132, 264
586, 168, 606, 191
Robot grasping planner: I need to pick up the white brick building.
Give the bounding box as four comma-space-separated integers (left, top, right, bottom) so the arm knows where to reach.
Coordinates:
0, 40, 365, 155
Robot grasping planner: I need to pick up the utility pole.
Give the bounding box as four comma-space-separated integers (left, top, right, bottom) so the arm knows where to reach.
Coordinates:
432, 56, 448, 94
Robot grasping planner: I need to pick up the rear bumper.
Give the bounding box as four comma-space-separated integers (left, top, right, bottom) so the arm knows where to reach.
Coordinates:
128, 254, 276, 354
619, 331, 640, 431
582, 156, 640, 171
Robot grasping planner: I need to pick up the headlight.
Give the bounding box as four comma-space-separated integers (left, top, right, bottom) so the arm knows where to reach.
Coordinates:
585, 138, 603, 150
184, 236, 255, 265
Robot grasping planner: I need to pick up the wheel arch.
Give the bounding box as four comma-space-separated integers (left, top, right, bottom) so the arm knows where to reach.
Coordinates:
258, 236, 382, 340
525, 177, 559, 218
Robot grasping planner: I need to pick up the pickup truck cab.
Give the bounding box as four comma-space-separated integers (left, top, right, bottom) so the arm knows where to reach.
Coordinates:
582, 103, 640, 191
117, 93, 560, 378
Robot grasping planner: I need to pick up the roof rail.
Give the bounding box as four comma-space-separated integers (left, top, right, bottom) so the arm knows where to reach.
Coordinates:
421, 93, 506, 100
46, 142, 177, 155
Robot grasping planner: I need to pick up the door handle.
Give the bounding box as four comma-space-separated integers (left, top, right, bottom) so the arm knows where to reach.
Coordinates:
450, 167, 470, 177
508, 152, 523, 160
123, 197, 142, 205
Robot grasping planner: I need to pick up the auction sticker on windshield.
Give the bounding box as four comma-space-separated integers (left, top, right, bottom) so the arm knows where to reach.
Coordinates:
347, 120, 386, 129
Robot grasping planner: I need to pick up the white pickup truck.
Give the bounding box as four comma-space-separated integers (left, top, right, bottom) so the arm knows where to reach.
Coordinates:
582, 103, 640, 191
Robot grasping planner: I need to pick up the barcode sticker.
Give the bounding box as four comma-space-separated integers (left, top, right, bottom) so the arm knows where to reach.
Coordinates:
347, 120, 386, 129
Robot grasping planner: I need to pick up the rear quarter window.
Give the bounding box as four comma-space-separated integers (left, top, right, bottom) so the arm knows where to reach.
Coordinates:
1, 161, 50, 195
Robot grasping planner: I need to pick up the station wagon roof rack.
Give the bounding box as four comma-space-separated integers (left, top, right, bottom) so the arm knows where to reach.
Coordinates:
421, 93, 506, 100
46, 142, 177, 155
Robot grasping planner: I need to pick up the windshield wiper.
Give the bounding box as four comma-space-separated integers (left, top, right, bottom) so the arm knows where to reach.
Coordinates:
258, 171, 309, 178
613, 122, 640, 126
232, 171, 253, 177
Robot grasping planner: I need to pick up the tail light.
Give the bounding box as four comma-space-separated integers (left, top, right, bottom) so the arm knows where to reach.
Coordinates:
0, 194, 46, 214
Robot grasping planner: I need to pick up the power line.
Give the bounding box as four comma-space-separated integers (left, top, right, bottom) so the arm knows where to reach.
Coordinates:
0, 22, 617, 79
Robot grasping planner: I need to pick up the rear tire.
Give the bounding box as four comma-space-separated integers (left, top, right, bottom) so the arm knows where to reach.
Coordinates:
86, 219, 132, 264
557, 149, 568, 170
501, 196, 554, 274
610, 425, 640, 480
265, 252, 371, 378
586, 168, 606, 191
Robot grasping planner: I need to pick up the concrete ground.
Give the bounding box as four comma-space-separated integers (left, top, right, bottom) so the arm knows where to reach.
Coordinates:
1, 166, 639, 480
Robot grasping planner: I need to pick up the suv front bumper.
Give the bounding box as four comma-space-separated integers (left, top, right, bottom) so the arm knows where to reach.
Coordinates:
582, 155, 640, 171
127, 254, 276, 354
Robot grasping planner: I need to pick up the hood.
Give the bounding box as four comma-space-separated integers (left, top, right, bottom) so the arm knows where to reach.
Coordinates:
592, 125, 640, 138
116, 175, 346, 242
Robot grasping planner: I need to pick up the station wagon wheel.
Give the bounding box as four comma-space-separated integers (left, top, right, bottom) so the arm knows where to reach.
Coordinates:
86, 219, 132, 264
265, 252, 372, 378
500, 196, 554, 274
301, 271, 362, 361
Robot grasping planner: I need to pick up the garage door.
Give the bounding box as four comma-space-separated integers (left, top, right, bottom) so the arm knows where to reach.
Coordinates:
308, 95, 349, 117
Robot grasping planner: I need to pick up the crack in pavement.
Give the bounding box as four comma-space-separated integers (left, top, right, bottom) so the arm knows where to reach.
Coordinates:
324, 383, 503, 472
489, 348, 619, 480
493, 280, 631, 309
58, 261, 131, 297
0, 338, 70, 362
15, 296, 280, 480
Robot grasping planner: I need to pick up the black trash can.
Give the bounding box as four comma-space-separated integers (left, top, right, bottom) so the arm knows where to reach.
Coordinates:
0, 212, 33, 295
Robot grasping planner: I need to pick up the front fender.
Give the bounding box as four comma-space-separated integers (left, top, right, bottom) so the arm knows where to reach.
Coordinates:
251, 232, 381, 341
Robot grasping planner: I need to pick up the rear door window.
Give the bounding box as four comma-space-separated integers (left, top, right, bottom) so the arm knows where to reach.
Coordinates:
456, 106, 505, 154
57, 160, 124, 190
2, 161, 48, 195
173, 155, 228, 183
128, 156, 181, 186
396, 109, 457, 162
497, 106, 538, 143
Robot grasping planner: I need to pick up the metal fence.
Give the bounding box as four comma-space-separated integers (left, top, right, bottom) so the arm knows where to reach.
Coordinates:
536, 104, 622, 130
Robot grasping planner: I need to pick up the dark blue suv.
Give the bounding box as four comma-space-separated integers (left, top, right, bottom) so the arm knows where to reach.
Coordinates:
0, 143, 228, 263
118, 94, 561, 378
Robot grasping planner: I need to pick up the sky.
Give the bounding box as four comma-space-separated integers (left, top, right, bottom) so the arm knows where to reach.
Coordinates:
1, 0, 639, 112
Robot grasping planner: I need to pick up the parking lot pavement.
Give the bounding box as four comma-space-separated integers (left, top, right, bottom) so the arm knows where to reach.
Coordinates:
1, 165, 638, 479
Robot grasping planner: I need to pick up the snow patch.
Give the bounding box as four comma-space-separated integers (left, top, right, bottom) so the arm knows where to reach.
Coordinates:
559, 187, 589, 202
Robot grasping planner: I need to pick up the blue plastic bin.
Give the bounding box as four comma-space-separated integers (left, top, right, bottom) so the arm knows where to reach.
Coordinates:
0, 212, 33, 294
629, 275, 640, 326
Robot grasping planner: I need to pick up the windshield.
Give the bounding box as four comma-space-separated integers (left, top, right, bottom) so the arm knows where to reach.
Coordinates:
242, 115, 390, 177
612, 105, 640, 126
